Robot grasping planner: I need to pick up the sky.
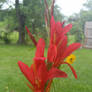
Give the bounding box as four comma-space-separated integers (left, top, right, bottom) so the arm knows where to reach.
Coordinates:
56, 0, 87, 16
3, 0, 87, 16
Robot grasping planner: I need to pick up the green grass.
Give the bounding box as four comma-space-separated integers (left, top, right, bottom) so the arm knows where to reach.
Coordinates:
0, 45, 92, 92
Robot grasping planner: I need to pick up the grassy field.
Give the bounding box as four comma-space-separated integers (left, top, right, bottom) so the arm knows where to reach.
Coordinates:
0, 45, 92, 92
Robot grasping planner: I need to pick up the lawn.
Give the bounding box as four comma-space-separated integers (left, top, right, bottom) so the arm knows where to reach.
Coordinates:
0, 44, 92, 92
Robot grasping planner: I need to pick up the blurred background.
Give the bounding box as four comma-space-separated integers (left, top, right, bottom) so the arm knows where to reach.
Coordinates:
0, 0, 92, 92
0, 0, 91, 45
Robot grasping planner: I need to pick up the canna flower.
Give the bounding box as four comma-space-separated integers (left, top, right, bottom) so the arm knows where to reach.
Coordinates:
66, 54, 76, 64
47, 16, 81, 65
17, 0, 81, 91
47, 16, 81, 79
18, 15, 81, 92
18, 38, 68, 92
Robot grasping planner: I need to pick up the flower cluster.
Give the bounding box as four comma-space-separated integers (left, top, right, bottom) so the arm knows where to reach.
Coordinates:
18, 16, 81, 92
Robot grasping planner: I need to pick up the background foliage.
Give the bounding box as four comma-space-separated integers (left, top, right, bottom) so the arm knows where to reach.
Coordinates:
0, 0, 92, 44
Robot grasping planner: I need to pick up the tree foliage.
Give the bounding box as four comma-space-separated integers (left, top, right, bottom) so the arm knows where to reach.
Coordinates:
68, 0, 92, 43
0, 0, 6, 8
83, 0, 92, 10
0, 0, 64, 44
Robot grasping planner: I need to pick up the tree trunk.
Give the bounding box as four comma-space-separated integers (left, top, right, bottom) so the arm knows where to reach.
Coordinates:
15, 0, 25, 44
18, 13, 26, 44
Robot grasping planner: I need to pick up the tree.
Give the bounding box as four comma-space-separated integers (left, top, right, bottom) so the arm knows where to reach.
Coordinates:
15, 0, 26, 44
15, 0, 48, 44
68, 14, 83, 42
0, 0, 64, 44
83, 0, 92, 10
0, 0, 6, 9
54, 5, 64, 21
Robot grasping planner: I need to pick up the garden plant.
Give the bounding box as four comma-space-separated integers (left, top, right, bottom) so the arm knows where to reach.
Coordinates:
18, 0, 81, 92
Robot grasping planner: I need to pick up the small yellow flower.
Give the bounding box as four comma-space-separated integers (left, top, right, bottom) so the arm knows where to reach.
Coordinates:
66, 54, 76, 64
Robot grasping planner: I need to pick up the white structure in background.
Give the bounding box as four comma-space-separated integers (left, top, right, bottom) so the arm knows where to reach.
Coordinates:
84, 22, 92, 48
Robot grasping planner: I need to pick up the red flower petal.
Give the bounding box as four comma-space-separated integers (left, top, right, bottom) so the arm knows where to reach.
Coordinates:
55, 34, 65, 46
55, 21, 63, 32
55, 36, 67, 65
48, 68, 67, 80
35, 38, 45, 57
54, 21, 64, 45
34, 59, 47, 74
63, 24, 72, 35
62, 62, 77, 79
62, 43, 81, 59
34, 59, 48, 87
50, 16, 56, 43
37, 62, 48, 84
25, 26, 37, 46
33, 57, 46, 62
18, 61, 35, 85
47, 44, 57, 62
57, 36, 67, 56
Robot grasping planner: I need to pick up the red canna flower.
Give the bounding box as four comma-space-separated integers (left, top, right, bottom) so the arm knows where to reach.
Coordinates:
18, 38, 67, 92
47, 16, 81, 79
18, 1, 81, 92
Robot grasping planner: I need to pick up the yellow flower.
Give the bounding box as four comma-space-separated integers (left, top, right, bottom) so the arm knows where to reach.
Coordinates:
66, 54, 76, 64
